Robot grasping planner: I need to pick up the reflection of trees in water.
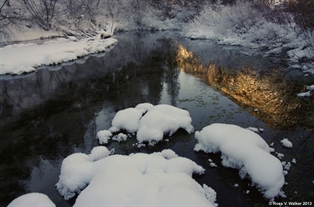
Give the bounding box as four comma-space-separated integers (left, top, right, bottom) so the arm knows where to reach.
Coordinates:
176, 44, 314, 130
163, 39, 180, 106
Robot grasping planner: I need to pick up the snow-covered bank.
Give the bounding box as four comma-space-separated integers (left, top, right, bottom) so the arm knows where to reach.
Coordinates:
0, 35, 117, 75
183, 2, 314, 74
194, 123, 286, 199
56, 147, 217, 206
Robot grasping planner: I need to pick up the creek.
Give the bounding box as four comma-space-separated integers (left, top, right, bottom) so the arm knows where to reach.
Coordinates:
0, 32, 313, 206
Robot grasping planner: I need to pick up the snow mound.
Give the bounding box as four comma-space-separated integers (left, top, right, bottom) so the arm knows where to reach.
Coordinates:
194, 123, 285, 199
98, 103, 194, 146
56, 148, 216, 207
281, 138, 293, 148
0, 36, 117, 75
135, 103, 154, 113
137, 104, 194, 145
110, 107, 143, 133
89, 146, 111, 161
96, 130, 112, 144
8, 193, 55, 207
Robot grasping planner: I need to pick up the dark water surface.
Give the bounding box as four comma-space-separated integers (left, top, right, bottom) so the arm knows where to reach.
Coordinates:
1, 32, 313, 207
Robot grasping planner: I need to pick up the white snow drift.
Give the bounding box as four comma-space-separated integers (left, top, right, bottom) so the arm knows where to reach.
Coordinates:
0, 35, 117, 75
98, 103, 194, 146
56, 147, 217, 207
7, 193, 55, 207
194, 123, 285, 199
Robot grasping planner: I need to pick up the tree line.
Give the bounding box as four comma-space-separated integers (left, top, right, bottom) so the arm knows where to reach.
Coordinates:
0, 0, 313, 39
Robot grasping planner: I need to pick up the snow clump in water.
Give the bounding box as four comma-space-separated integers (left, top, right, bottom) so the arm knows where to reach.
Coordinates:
281, 138, 293, 148
194, 123, 286, 199
56, 147, 217, 207
97, 103, 194, 146
7, 193, 55, 207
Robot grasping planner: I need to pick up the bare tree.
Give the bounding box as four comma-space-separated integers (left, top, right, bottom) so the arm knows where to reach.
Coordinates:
22, 0, 58, 30
0, 0, 27, 40
103, 0, 133, 34
285, 0, 314, 57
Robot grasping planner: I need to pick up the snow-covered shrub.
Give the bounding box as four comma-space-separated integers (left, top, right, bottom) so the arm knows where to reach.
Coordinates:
184, 1, 314, 70
285, 0, 314, 60
184, 1, 291, 46
184, 2, 265, 40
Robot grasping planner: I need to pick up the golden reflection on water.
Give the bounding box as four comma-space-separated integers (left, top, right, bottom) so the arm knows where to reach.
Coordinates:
176, 44, 314, 130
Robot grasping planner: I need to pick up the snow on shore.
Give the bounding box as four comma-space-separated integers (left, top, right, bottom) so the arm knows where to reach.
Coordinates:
183, 2, 314, 73
98, 103, 194, 146
0, 36, 117, 75
194, 123, 285, 199
56, 147, 217, 207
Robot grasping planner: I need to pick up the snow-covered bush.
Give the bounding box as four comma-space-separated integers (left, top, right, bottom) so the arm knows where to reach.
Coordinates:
184, 2, 288, 45
184, 1, 314, 70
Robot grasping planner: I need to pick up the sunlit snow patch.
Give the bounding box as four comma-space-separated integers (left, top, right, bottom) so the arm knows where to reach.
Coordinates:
194, 123, 285, 199
56, 147, 217, 207
7, 193, 55, 207
97, 103, 194, 146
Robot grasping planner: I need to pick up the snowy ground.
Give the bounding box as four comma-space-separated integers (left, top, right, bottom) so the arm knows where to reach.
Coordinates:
0, 34, 117, 75
1, 26, 63, 43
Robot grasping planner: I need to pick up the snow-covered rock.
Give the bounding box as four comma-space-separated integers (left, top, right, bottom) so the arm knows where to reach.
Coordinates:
194, 123, 285, 199
281, 138, 293, 148
110, 107, 143, 133
7, 193, 55, 207
112, 133, 128, 142
96, 130, 112, 144
100, 103, 194, 146
56, 148, 217, 207
137, 104, 194, 145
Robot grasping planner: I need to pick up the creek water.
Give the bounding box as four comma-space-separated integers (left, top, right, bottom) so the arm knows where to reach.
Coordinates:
0, 32, 313, 207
